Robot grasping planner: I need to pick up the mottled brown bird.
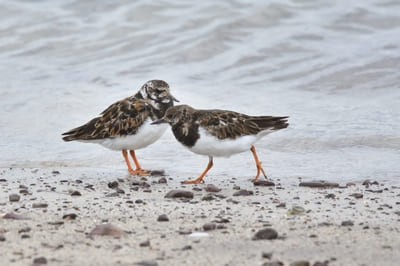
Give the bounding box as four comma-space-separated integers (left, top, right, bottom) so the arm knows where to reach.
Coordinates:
62, 80, 178, 175
153, 104, 288, 183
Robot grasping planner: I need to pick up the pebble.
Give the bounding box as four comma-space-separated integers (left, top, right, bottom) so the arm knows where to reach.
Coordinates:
108, 181, 119, 189
205, 184, 221, 192
182, 245, 192, 250
62, 213, 78, 220
9, 194, 20, 202
165, 190, 194, 199
325, 193, 336, 199
106, 192, 119, 197
341, 220, 354, 226
299, 181, 339, 188
263, 261, 283, 266
33, 257, 47, 265
253, 180, 275, 187
157, 214, 169, 222
203, 223, 216, 231
3, 212, 30, 220
290, 261, 310, 266
262, 252, 273, 259
140, 240, 150, 247
233, 189, 254, 196
202, 194, 217, 201
0, 235, 5, 242
70, 191, 81, 196
158, 177, 167, 184
252, 228, 278, 240
350, 193, 363, 199
32, 203, 48, 208
287, 206, 305, 215
135, 199, 143, 204
135, 260, 158, 266
89, 224, 125, 238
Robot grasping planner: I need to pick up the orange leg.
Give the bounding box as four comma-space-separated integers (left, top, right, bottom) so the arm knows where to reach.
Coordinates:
184, 156, 213, 184
250, 145, 267, 181
122, 150, 149, 175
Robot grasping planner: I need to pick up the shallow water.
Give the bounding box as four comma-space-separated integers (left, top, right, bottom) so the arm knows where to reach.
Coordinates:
1, 0, 399, 181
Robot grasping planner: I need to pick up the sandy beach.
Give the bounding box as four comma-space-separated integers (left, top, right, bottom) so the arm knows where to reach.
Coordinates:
1, 167, 399, 266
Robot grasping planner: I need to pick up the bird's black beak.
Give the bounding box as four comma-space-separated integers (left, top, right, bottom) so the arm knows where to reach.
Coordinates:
151, 118, 167, 125
171, 94, 179, 102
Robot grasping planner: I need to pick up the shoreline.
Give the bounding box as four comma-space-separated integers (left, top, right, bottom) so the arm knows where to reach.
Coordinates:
1, 167, 399, 266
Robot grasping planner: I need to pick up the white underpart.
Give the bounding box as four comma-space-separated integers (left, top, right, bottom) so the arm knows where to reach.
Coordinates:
80, 118, 168, 151
189, 127, 274, 157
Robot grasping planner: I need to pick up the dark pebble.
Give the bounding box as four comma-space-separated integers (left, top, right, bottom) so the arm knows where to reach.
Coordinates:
9, 194, 20, 202
165, 190, 194, 199
150, 170, 165, 176
350, 193, 363, 199
299, 181, 339, 188
116, 188, 125, 194
341, 220, 354, 226
233, 189, 254, 196
139, 240, 150, 247
106, 192, 119, 197
33, 257, 47, 265
262, 252, 273, 259
313, 261, 329, 266
32, 203, 48, 208
253, 180, 275, 187
3, 212, 29, 220
19, 189, 29, 195
182, 245, 192, 250
205, 184, 221, 193
70, 191, 81, 196
362, 180, 379, 187
21, 234, 30, 239
325, 193, 336, 199
203, 223, 217, 231
252, 228, 278, 240
0, 235, 5, 242
276, 203, 286, 208
0, 179, 6, 182
158, 177, 167, 184
157, 214, 169, 222
202, 194, 217, 201
108, 181, 119, 189
366, 189, 383, 193
18, 227, 31, 233
263, 261, 283, 266
290, 261, 310, 266
135, 260, 158, 266
62, 213, 78, 220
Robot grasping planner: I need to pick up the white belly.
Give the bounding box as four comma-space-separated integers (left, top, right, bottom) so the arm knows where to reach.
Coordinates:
83, 118, 168, 151
189, 128, 272, 157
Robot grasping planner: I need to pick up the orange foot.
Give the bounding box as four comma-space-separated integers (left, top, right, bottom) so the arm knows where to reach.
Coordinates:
183, 177, 205, 184
128, 169, 150, 176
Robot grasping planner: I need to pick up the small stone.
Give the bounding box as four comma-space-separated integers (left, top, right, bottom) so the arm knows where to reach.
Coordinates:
70, 191, 81, 196
21, 234, 30, 239
182, 245, 192, 250
3, 213, 29, 220
18, 227, 31, 233
233, 189, 253, 196
202, 194, 217, 201
263, 261, 284, 266
116, 188, 125, 194
287, 206, 305, 215
62, 213, 78, 220
0, 235, 5, 242
325, 193, 336, 199
135, 199, 143, 204
350, 193, 363, 199
203, 223, 216, 231
341, 220, 354, 226
150, 170, 165, 176
52, 170, 60, 175
290, 261, 310, 266
33, 257, 47, 264
157, 214, 169, 222
9, 194, 20, 202
135, 260, 158, 266
165, 190, 194, 199
262, 252, 273, 259
32, 203, 48, 208
108, 181, 119, 189
158, 177, 167, 184
89, 224, 125, 238
299, 181, 339, 188
276, 203, 286, 208
205, 184, 221, 193
253, 180, 275, 187
313, 262, 329, 266
139, 240, 150, 247
252, 228, 278, 240
106, 192, 119, 197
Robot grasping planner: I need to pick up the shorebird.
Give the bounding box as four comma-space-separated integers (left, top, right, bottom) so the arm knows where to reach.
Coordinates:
152, 104, 288, 183
62, 80, 178, 175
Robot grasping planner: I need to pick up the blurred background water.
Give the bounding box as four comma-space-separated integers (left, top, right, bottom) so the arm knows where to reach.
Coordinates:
1, 0, 399, 181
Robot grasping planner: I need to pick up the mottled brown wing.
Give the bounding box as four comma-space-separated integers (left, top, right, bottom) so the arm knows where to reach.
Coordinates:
62, 98, 149, 141
197, 110, 289, 140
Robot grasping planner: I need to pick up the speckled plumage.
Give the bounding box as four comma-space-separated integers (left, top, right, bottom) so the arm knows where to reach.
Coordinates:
62, 80, 178, 175
153, 104, 288, 183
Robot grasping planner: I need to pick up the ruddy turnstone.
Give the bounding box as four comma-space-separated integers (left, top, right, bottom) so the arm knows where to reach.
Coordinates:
152, 104, 288, 184
62, 80, 178, 175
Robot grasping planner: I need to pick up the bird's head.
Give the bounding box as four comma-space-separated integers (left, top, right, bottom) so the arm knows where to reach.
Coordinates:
139, 80, 179, 107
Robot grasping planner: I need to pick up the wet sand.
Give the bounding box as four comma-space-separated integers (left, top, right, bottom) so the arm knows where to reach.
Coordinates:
1, 167, 399, 266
